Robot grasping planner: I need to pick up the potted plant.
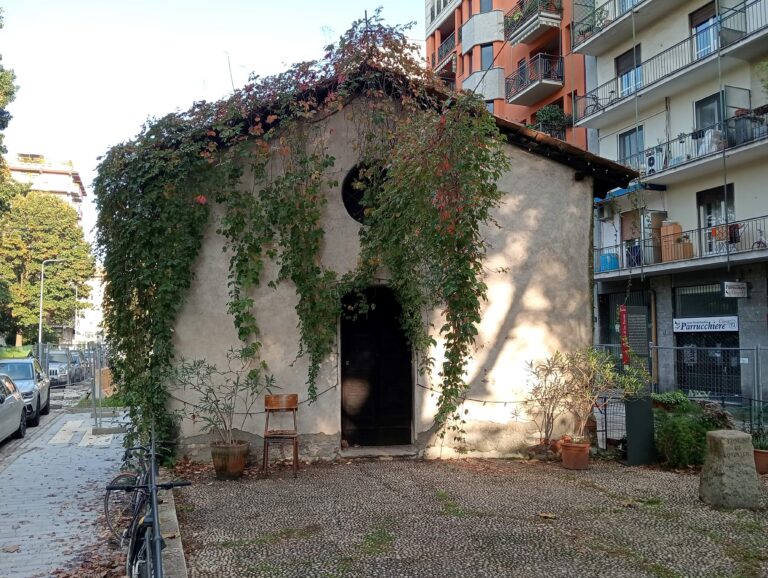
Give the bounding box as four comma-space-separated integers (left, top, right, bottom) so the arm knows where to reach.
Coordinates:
524, 352, 569, 458
174, 347, 275, 479
559, 348, 621, 469
752, 429, 768, 475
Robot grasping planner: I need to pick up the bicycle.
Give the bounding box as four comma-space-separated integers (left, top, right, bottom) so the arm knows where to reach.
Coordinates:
105, 429, 190, 578
583, 89, 616, 116
104, 445, 149, 544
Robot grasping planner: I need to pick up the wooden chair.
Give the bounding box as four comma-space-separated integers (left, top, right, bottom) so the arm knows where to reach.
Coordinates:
263, 393, 299, 477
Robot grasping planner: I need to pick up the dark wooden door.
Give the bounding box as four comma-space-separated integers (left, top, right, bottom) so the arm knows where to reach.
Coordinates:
341, 287, 412, 446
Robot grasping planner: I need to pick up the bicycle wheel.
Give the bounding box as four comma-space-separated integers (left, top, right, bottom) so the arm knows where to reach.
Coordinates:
105, 472, 139, 541
126, 523, 153, 578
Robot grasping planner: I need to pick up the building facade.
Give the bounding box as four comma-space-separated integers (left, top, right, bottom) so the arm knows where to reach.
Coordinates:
584, 0, 768, 401
5, 153, 86, 220
425, 0, 588, 147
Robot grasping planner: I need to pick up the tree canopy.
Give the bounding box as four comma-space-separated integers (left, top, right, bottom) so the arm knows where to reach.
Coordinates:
0, 191, 94, 344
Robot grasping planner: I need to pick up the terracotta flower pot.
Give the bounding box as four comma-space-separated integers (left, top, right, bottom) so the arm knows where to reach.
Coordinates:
755, 449, 768, 475
211, 440, 250, 480
560, 441, 590, 470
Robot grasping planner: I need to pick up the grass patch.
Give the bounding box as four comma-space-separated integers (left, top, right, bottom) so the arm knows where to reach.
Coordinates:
435, 490, 474, 518
724, 542, 768, 577
360, 524, 394, 555
637, 496, 664, 507
218, 524, 321, 549
76, 393, 126, 408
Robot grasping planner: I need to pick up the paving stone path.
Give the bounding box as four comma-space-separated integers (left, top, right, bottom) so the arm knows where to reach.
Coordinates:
0, 410, 125, 578
177, 459, 768, 578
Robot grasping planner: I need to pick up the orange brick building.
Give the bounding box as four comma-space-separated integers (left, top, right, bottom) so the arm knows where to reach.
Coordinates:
425, 0, 587, 148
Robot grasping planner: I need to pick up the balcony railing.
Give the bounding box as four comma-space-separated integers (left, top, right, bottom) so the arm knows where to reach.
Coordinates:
531, 122, 566, 140
572, 0, 642, 49
574, 0, 768, 123
594, 215, 768, 273
505, 54, 564, 101
618, 108, 768, 175
504, 0, 563, 41
437, 31, 456, 68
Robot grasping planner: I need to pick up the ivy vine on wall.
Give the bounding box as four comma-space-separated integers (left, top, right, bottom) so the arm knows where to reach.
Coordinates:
94, 11, 509, 443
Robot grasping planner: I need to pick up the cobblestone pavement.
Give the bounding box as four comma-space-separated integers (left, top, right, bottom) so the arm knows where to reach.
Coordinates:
177, 459, 768, 578
0, 407, 126, 578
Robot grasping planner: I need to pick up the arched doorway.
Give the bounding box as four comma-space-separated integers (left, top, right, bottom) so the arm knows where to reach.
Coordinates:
340, 286, 412, 446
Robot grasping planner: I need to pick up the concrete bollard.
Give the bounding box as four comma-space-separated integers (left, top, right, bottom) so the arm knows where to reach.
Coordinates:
699, 430, 760, 510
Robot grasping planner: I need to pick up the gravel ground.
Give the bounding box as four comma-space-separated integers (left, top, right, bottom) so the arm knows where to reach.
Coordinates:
176, 459, 768, 578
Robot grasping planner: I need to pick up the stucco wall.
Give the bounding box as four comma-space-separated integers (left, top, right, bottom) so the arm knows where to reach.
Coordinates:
171, 99, 595, 461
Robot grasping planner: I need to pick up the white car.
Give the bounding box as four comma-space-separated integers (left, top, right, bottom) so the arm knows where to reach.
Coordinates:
0, 358, 51, 426
0, 374, 26, 443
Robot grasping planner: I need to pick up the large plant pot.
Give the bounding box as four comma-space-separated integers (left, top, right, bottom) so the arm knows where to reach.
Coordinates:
561, 441, 590, 470
211, 440, 250, 480
755, 449, 768, 475
624, 396, 655, 466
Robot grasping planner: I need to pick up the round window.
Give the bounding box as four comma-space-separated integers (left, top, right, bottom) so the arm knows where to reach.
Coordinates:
341, 164, 375, 224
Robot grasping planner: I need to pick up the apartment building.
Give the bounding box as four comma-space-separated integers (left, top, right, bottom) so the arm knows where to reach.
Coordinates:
425, 0, 588, 147
5, 153, 86, 220
583, 0, 768, 400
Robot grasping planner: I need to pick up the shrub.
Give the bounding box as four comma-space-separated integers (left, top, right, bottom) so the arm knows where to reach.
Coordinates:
654, 405, 708, 468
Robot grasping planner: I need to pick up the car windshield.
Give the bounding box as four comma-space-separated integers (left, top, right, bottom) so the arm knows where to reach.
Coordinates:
50, 354, 69, 363
0, 363, 33, 380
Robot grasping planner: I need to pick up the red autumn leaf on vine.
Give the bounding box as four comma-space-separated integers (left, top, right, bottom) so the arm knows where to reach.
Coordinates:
439, 115, 446, 126
194, 195, 207, 205
206, 130, 216, 137
266, 114, 278, 124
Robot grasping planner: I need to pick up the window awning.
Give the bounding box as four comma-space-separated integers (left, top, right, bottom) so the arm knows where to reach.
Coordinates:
595, 181, 666, 204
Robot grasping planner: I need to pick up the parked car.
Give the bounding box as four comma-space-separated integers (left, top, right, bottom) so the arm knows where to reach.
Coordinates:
0, 358, 50, 426
0, 373, 26, 443
48, 350, 73, 386
67, 350, 83, 383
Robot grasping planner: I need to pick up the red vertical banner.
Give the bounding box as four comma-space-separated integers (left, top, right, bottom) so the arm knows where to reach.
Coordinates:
619, 304, 630, 365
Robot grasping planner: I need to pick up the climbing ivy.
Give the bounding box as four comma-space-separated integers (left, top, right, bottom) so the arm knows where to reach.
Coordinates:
94, 11, 509, 443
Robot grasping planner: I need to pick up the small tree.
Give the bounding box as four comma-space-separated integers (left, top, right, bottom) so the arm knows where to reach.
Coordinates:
562, 348, 618, 441
173, 348, 274, 446
525, 352, 568, 444
535, 104, 572, 129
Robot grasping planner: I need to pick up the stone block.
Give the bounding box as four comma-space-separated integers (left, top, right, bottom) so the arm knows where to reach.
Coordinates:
699, 430, 760, 510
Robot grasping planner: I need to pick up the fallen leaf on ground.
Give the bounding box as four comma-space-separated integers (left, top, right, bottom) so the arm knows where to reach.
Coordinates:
2, 544, 20, 553
537, 512, 557, 519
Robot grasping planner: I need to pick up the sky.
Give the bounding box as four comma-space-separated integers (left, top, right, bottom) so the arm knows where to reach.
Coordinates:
1, 0, 425, 243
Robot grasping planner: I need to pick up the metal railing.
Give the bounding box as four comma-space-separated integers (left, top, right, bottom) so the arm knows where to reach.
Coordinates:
531, 122, 566, 140
504, 0, 563, 41
437, 31, 456, 67
505, 53, 564, 101
572, 0, 642, 48
574, 0, 768, 122
618, 109, 768, 174
594, 214, 768, 273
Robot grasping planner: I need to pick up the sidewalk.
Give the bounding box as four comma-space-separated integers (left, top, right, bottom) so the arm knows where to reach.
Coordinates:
0, 409, 125, 578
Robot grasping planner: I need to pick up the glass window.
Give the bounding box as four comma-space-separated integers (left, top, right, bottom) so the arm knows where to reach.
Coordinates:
690, 2, 718, 59
0, 363, 33, 381
479, 0, 493, 13
695, 92, 722, 129
2, 376, 16, 395
615, 45, 642, 97
50, 353, 69, 364
675, 284, 737, 317
485, 101, 495, 114
481, 44, 494, 70
618, 126, 644, 169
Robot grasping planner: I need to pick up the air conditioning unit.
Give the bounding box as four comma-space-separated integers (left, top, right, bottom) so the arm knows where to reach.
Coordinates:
597, 204, 614, 221
645, 149, 664, 175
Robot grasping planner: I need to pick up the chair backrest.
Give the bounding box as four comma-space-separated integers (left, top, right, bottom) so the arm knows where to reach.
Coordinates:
265, 394, 298, 411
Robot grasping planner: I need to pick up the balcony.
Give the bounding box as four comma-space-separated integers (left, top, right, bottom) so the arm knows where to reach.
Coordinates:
617, 107, 768, 183
531, 122, 566, 140
573, 0, 768, 128
594, 215, 768, 279
504, 0, 563, 46
427, 0, 461, 35
572, 0, 667, 55
464, 67, 506, 101
461, 9, 504, 53
505, 54, 564, 106
436, 31, 457, 71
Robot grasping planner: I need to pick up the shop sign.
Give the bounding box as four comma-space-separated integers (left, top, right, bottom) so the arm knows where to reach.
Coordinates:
673, 316, 739, 332
721, 281, 747, 298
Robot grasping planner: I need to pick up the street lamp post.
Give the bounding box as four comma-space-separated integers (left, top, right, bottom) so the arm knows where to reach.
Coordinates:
38, 258, 64, 362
